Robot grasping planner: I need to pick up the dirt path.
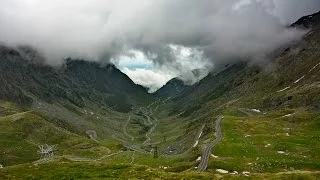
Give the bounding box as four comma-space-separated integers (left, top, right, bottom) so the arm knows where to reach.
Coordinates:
130, 151, 135, 164
85, 130, 98, 142
66, 151, 124, 162
193, 124, 206, 148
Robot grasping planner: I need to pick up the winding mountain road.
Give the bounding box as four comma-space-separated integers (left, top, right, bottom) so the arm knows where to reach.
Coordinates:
123, 116, 134, 140
197, 117, 223, 172
141, 99, 162, 145
111, 135, 149, 154
111, 98, 169, 153
143, 122, 157, 145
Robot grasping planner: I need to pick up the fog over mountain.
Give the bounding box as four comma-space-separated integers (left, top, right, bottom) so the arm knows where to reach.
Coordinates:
1, 0, 320, 91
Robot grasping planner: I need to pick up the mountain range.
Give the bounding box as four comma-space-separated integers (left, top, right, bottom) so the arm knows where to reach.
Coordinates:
0, 11, 320, 179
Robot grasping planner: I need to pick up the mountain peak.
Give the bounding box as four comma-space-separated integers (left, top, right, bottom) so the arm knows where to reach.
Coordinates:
291, 11, 320, 28
155, 68, 208, 97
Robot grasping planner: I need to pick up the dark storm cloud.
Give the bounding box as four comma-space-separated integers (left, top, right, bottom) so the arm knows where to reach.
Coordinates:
0, 0, 317, 68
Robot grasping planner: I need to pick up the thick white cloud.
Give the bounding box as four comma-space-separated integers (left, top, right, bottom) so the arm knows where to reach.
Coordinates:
1, 0, 319, 91
0, 0, 312, 64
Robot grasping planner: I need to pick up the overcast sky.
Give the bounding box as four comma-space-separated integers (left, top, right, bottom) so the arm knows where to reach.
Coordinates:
1, 0, 320, 92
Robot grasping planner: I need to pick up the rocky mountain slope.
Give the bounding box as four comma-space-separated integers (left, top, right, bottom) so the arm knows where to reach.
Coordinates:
0, 45, 151, 111
155, 68, 208, 98
159, 11, 320, 117
155, 77, 191, 98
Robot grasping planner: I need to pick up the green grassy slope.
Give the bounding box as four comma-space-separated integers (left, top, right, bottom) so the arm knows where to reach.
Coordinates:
0, 101, 111, 167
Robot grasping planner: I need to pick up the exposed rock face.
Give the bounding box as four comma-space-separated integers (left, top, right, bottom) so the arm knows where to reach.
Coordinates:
0, 45, 149, 112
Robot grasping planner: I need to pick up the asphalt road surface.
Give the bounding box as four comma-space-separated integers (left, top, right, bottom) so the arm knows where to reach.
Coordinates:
197, 117, 223, 172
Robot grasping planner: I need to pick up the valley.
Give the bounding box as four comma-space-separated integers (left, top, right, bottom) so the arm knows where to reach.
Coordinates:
1, 10, 320, 180
1, 95, 320, 179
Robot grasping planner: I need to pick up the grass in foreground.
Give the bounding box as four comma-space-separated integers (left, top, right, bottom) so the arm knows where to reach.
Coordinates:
209, 108, 320, 173
1, 160, 320, 179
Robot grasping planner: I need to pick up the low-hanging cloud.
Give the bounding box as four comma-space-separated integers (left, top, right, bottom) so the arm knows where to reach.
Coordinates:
122, 68, 175, 93
0, 0, 318, 70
